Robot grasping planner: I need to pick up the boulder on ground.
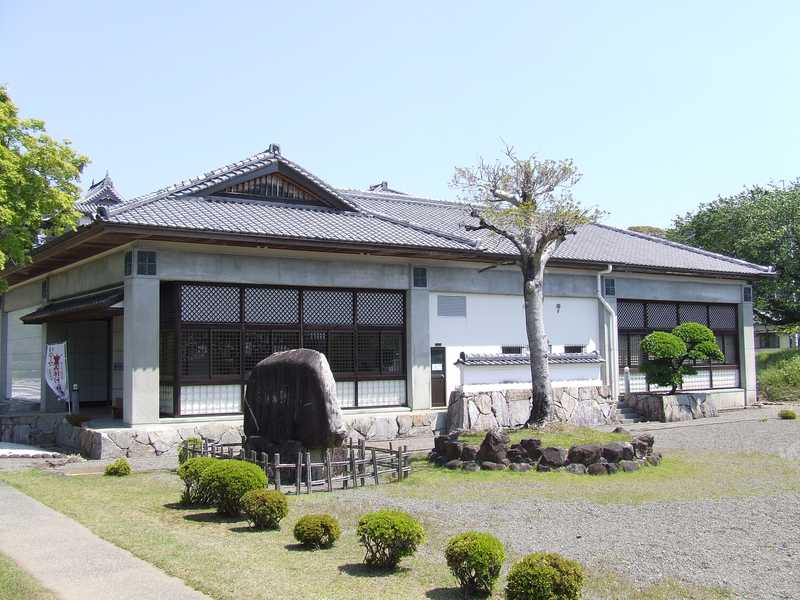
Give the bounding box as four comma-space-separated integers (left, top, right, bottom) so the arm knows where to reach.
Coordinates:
477, 429, 510, 464
587, 462, 608, 475
536, 463, 551, 472
567, 444, 603, 466
565, 463, 587, 475
462, 461, 481, 472
434, 435, 449, 455
619, 460, 639, 472
460, 445, 478, 462
510, 463, 530, 472
646, 452, 662, 466
445, 459, 464, 470
520, 438, 542, 453
444, 440, 465, 461
606, 462, 620, 474
507, 448, 527, 463
480, 461, 506, 471
539, 447, 568, 468
612, 426, 630, 435
632, 433, 655, 457
601, 442, 628, 463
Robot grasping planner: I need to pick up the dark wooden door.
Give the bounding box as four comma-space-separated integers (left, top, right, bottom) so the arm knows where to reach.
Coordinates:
430, 347, 447, 408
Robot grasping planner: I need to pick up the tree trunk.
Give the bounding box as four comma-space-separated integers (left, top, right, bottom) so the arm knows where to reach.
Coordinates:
522, 261, 552, 425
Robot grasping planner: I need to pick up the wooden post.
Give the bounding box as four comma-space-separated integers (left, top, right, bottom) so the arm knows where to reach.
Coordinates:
273, 453, 281, 490
202, 440, 208, 457
305, 451, 312, 494
371, 448, 379, 485
403, 445, 409, 479
350, 444, 358, 489
325, 449, 333, 492
295, 452, 302, 496
227, 447, 233, 459
396, 447, 402, 482
358, 439, 366, 486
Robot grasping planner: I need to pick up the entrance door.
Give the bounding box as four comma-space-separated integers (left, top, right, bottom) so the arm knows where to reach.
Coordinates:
430, 347, 447, 408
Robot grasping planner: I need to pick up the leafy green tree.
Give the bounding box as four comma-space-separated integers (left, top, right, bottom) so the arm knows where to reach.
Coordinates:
452, 146, 602, 423
0, 87, 88, 290
627, 225, 666, 237
668, 184, 798, 325
640, 322, 724, 394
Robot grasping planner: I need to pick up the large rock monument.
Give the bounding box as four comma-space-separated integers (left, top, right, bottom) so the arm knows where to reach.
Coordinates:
243, 349, 347, 457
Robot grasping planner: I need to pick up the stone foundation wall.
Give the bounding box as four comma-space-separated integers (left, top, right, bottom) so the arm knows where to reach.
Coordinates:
446, 385, 616, 433
626, 392, 718, 422
0, 414, 68, 447
343, 411, 443, 442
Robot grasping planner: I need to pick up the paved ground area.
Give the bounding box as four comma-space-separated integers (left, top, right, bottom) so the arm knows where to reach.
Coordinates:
0, 441, 62, 459
0, 482, 210, 600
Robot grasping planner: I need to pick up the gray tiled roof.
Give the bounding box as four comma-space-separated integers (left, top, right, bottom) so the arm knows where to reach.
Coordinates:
458, 352, 604, 366
75, 174, 125, 215
95, 150, 774, 277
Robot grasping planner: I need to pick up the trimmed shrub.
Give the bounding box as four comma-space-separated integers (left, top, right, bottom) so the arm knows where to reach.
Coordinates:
356, 510, 425, 569
505, 552, 584, 600
293, 514, 341, 549
240, 489, 288, 529
640, 323, 723, 393
178, 437, 203, 465
177, 456, 217, 505
778, 409, 797, 420
104, 458, 131, 477
445, 531, 505, 596
198, 459, 268, 516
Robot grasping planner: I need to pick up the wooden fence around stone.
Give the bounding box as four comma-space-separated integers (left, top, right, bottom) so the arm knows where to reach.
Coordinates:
184, 438, 412, 495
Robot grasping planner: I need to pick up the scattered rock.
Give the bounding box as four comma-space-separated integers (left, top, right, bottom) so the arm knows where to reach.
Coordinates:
434, 435, 449, 455
568, 444, 603, 466
507, 448, 527, 463
632, 433, 655, 457
539, 447, 568, 468
444, 440, 465, 461
480, 461, 506, 471
602, 442, 626, 463
462, 461, 481, 472
587, 462, 608, 475
477, 429, 510, 464
612, 426, 630, 434
565, 463, 587, 474
460, 445, 478, 462
619, 460, 639, 472
646, 452, 663, 466
445, 459, 464, 470
606, 462, 620, 474
536, 463, 551, 472
510, 463, 531, 472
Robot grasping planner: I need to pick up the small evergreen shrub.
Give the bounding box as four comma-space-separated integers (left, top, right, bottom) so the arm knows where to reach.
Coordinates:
778, 409, 797, 420
445, 531, 505, 596
178, 437, 203, 465
641, 322, 724, 393
198, 459, 267, 516
177, 456, 217, 505
505, 552, 584, 600
356, 510, 425, 569
293, 514, 341, 549
104, 458, 131, 477
240, 489, 288, 529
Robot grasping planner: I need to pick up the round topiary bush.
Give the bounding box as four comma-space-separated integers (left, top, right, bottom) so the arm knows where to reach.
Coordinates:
505, 552, 584, 600
356, 510, 425, 569
178, 437, 203, 465
104, 458, 131, 477
778, 409, 797, 420
240, 488, 288, 529
445, 531, 505, 596
293, 514, 341, 549
198, 459, 268, 516
177, 456, 217, 505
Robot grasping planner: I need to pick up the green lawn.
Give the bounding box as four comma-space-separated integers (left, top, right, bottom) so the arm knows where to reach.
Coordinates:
458, 424, 632, 447
4, 449, 795, 599
0, 553, 56, 600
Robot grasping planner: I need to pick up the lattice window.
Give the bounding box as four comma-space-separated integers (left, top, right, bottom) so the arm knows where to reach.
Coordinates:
303, 290, 353, 326
679, 303, 708, 326
356, 292, 404, 326
617, 301, 645, 329
329, 332, 354, 373
646, 303, 678, 330
303, 331, 327, 355
180, 285, 240, 322
381, 333, 403, 375
709, 305, 737, 330
271, 331, 300, 353
181, 330, 209, 377
716, 333, 738, 364
244, 287, 299, 324
243, 331, 272, 372
211, 330, 241, 376
357, 332, 381, 373
221, 173, 318, 202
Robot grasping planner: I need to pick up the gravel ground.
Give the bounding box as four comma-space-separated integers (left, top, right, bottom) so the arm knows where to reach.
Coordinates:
353, 405, 800, 600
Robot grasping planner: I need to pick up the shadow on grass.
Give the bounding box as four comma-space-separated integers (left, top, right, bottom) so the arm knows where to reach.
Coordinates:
425, 587, 464, 599
182, 512, 243, 524
338, 563, 410, 578
163, 501, 191, 510
285, 543, 309, 551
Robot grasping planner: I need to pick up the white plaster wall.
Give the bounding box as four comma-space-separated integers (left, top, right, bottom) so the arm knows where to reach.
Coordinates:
429, 293, 600, 399
459, 362, 601, 388
6, 307, 42, 402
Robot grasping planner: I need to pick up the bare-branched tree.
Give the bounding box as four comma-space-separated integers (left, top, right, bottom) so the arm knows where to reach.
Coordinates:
452, 146, 602, 424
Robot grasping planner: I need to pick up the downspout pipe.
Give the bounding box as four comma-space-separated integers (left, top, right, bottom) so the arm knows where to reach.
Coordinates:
597, 265, 619, 403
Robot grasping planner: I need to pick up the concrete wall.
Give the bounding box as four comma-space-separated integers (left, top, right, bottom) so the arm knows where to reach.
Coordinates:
123, 275, 160, 424
48, 251, 125, 300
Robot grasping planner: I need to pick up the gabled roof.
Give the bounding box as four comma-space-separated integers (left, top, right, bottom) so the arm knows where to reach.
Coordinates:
53, 147, 775, 280
75, 173, 125, 215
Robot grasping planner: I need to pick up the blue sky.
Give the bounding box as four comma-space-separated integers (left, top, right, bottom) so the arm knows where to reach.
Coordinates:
2, 1, 798, 228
